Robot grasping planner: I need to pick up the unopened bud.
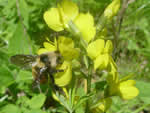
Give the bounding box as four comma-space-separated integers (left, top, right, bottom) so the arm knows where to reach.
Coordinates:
104, 0, 120, 19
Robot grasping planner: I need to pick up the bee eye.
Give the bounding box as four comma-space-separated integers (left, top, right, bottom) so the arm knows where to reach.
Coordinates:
40, 55, 49, 63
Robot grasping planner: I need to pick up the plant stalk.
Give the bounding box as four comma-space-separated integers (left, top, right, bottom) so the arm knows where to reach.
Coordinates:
86, 65, 92, 113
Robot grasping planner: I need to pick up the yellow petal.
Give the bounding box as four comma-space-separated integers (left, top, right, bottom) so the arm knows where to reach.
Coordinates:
119, 80, 136, 87
61, 48, 79, 60
52, 88, 69, 104
58, 36, 79, 60
37, 48, 49, 55
74, 13, 96, 43
104, 40, 113, 54
118, 80, 139, 100
94, 54, 109, 70
97, 98, 112, 112
58, 0, 79, 28
44, 8, 64, 31
54, 61, 72, 87
52, 92, 60, 102
62, 88, 69, 98
43, 42, 57, 52
107, 56, 117, 72
119, 85, 139, 100
87, 39, 105, 60
109, 56, 117, 71
58, 36, 74, 48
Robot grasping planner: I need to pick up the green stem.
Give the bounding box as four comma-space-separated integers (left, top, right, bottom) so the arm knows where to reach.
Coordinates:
86, 65, 92, 113
87, 66, 92, 94
68, 20, 92, 113
68, 20, 88, 50
133, 104, 150, 113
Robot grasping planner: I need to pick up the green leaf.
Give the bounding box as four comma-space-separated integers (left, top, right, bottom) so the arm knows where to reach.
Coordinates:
15, 70, 33, 94
75, 105, 84, 113
92, 81, 107, 91
27, 94, 46, 109
55, 92, 73, 113
28, 0, 44, 5
2, 0, 16, 19
0, 65, 14, 93
16, 96, 30, 107
8, 22, 32, 55
136, 81, 150, 97
19, 0, 29, 28
77, 87, 85, 97
16, 70, 32, 83
1, 104, 20, 113
136, 81, 150, 104
0, 49, 10, 65
25, 109, 47, 113
73, 94, 92, 111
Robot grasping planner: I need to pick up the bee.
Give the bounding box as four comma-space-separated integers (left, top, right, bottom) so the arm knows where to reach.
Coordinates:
10, 51, 63, 91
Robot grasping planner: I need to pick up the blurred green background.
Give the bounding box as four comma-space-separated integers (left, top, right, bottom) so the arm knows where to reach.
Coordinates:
0, 0, 150, 113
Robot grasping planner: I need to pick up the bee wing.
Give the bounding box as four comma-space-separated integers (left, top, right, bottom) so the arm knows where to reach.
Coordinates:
10, 54, 37, 69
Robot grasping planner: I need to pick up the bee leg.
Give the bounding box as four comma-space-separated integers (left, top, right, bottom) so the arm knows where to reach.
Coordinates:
55, 67, 68, 73
39, 67, 47, 75
49, 74, 55, 84
47, 69, 64, 93
36, 79, 42, 93
55, 69, 64, 73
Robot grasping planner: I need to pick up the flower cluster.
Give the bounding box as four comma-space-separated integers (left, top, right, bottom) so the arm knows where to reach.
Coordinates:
38, 0, 139, 112
44, 0, 96, 43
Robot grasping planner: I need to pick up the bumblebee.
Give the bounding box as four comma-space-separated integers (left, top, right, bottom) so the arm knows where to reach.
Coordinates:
10, 51, 63, 89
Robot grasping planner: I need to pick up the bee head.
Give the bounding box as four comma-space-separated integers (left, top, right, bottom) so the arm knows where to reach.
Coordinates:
39, 51, 63, 68
40, 54, 49, 64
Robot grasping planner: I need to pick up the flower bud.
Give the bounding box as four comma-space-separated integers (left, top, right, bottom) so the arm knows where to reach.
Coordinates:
104, 0, 120, 19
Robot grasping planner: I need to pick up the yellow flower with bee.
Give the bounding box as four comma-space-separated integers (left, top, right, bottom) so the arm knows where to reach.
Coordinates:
38, 36, 79, 87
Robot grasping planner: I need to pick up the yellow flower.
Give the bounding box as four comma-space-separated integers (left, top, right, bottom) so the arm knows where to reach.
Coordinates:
87, 39, 116, 71
73, 13, 96, 43
104, 0, 120, 19
44, 0, 96, 43
57, 0, 79, 28
38, 36, 79, 87
91, 98, 112, 113
118, 80, 139, 100
38, 36, 79, 61
107, 73, 139, 100
44, 8, 64, 31
86, 39, 105, 59
57, 36, 80, 61
38, 39, 57, 54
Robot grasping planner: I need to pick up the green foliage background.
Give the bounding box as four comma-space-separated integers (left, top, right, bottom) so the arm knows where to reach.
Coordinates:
0, 0, 150, 113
